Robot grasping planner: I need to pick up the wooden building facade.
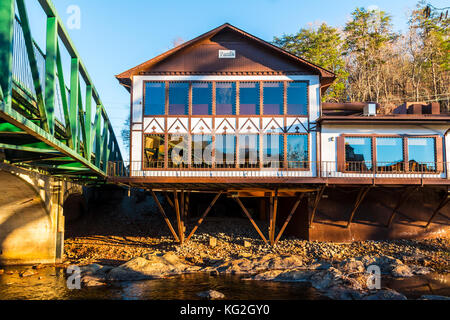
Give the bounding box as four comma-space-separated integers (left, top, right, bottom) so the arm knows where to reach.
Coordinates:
113, 23, 450, 243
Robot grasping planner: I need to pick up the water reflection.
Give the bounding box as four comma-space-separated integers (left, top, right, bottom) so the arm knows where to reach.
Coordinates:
0, 266, 448, 300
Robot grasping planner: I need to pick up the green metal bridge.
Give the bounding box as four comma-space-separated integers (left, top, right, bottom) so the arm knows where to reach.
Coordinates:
0, 0, 122, 181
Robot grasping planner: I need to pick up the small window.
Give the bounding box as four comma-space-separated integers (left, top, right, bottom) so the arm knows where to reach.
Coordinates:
408, 137, 436, 172
215, 134, 236, 168
263, 134, 284, 168
143, 134, 165, 168
287, 82, 307, 115
239, 134, 259, 168
376, 137, 404, 172
168, 134, 188, 168
263, 82, 283, 115
168, 82, 189, 115
239, 82, 259, 115
191, 134, 213, 168
216, 82, 236, 115
192, 82, 212, 115
345, 137, 373, 172
287, 135, 308, 168
144, 82, 165, 116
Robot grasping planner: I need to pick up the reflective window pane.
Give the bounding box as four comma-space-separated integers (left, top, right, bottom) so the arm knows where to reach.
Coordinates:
215, 135, 236, 168
263, 82, 283, 115
287, 135, 308, 168
376, 137, 404, 172
239, 134, 259, 168
216, 82, 236, 115
263, 134, 284, 168
168, 134, 188, 168
168, 82, 189, 115
408, 137, 436, 172
143, 135, 165, 168
191, 134, 213, 168
239, 82, 259, 115
192, 82, 212, 115
287, 82, 308, 115
144, 82, 165, 116
345, 137, 373, 171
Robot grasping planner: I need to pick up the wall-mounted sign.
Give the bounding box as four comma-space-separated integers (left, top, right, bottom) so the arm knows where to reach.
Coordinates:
218, 50, 236, 59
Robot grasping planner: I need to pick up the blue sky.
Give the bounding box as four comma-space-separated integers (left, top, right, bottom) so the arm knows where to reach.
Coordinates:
25, 0, 449, 160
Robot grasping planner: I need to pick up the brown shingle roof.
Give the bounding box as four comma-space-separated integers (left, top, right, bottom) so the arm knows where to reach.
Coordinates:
116, 23, 335, 91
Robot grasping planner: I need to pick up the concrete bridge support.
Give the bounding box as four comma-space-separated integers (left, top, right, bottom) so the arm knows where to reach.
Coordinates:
0, 163, 83, 265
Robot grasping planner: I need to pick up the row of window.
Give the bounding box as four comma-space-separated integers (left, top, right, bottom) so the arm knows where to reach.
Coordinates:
143, 134, 308, 169
344, 136, 438, 172
143, 81, 308, 116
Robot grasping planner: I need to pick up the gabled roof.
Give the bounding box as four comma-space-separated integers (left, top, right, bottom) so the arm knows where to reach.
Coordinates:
116, 23, 336, 91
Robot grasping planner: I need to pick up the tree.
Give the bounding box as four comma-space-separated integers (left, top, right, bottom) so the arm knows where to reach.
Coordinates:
121, 115, 130, 152
343, 7, 397, 103
273, 23, 348, 102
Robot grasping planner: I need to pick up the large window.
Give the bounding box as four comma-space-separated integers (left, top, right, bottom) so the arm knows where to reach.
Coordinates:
263, 134, 284, 168
376, 137, 404, 172
263, 82, 283, 115
239, 134, 259, 168
287, 82, 308, 115
216, 82, 236, 115
168, 82, 189, 115
345, 137, 373, 172
168, 134, 188, 168
408, 137, 436, 172
192, 82, 212, 115
239, 82, 259, 115
287, 134, 308, 168
191, 134, 213, 168
144, 82, 165, 115
215, 135, 236, 168
143, 134, 165, 168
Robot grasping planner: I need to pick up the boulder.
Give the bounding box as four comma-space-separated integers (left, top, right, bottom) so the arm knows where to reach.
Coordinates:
197, 290, 225, 300
107, 253, 198, 281
391, 264, 413, 278
339, 258, 365, 274
82, 275, 107, 287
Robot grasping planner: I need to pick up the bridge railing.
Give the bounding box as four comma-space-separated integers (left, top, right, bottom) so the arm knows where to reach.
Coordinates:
0, 0, 123, 176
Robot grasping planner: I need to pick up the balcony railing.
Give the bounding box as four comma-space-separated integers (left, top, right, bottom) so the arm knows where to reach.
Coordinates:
107, 160, 449, 180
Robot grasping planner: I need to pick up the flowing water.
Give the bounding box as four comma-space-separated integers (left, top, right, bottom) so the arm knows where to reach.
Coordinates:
0, 266, 449, 300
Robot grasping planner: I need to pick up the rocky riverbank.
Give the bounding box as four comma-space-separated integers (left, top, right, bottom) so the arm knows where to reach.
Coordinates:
63, 215, 449, 300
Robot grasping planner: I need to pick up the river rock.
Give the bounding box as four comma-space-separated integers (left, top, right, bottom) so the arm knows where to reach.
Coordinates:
20, 269, 37, 277
375, 255, 404, 274
197, 290, 225, 300
360, 255, 377, 267
0, 269, 4, 275
80, 263, 103, 275
82, 275, 107, 287
418, 295, 450, 300
107, 253, 198, 281
391, 264, 413, 278
253, 270, 284, 281
363, 289, 407, 300
339, 258, 365, 274
216, 254, 303, 274
410, 265, 431, 275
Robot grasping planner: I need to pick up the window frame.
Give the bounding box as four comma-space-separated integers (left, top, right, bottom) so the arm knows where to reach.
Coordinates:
339, 134, 441, 173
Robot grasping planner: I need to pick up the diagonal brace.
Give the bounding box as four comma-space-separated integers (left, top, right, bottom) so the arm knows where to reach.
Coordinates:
274, 193, 305, 245
186, 191, 222, 242
150, 190, 180, 242
234, 196, 268, 244
346, 186, 371, 228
